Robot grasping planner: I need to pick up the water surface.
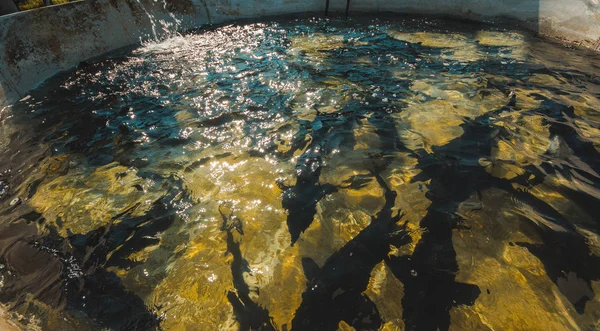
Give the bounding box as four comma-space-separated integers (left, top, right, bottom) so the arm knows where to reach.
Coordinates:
1, 14, 600, 330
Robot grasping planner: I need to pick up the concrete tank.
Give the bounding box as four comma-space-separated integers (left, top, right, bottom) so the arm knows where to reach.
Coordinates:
0, 0, 599, 107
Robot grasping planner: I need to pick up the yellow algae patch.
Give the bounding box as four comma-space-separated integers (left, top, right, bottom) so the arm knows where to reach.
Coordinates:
450, 189, 581, 330
574, 118, 600, 143
255, 206, 356, 328
475, 31, 528, 61
363, 262, 405, 330
587, 282, 600, 327
458, 189, 542, 243
578, 228, 600, 257
296, 198, 370, 267
29, 162, 163, 235
485, 113, 551, 179
290, 97, 317, 122
319, 192, 379, 245
315, 89, 353, 114
475, 31, 526, 47
493, 139, 530, 164
271, 188, 404, 330
528, 73, 566, 87
242, 222, 297, 295
252, 167, 397, 328
442, 43, 483, 62
318, 152, 387, 227
478, 158, 526, 180
259, 244, 308, 329
183, 155, 283, 207
389, 32, 468, 48
388, 31, 483, 62
16, 155, 71, 195
182, 151, 294, 261
291, 77, 360, 117
147, 211, 256, 330
509, 115, 552, 156
397, 128, 427, 152
353, 56, 376, 66
452, 254, 579, 331
290, 33, 345, 51
353, 117, 383, 151
376, 153, 430, 254
390, 183, 430, 255
126, 241, 162, 263
542, 172, 600, 204
174, 110, 194, 123
319, 150, 374, 187
177, 152, 307, 329
406, 77, 508, 123
182, 155, 290, 259
398, 100, 465, 149
320, 76, 360, 89
500, 243, 548, 277
525, 183, 595, 227
0, 306, 25, 331
382, 153, 421, 191
567, 92, 600, 120
152, 230, 235, 330
512, 88, 545, 110
290, 33, 345, 63
380, 322, 403, 331
410, 79, 464, 100
303, 162, 384, 248
338, 320, 356, 331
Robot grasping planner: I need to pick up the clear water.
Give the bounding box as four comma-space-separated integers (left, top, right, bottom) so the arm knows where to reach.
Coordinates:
1, 14, 600, 330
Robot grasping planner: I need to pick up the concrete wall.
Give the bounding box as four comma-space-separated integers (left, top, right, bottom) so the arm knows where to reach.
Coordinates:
0, 0, 324, 107
0, 0, 599, 107
539, 0, 600, 46
329, 0, 600, 47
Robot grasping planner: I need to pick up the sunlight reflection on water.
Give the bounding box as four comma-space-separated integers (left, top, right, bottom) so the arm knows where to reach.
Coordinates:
0, 14, 599, 330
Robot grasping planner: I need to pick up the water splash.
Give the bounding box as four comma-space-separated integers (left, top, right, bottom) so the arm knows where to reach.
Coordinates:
135, 0, 182, 44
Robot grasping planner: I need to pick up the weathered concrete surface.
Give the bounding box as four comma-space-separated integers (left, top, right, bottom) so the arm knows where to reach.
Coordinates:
329, 0, 539, 24
0, 0, 324, 107
0, 0, 599, 107
328, 0, 600, 48
0, 0, 207, 107
538, 0, 600, 48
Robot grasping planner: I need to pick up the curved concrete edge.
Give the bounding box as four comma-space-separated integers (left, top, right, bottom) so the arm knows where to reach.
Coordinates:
0, 0, 599, 107
0, 0, 325, 107
538, 0, 600, 49
328, 0, 600, 48
0, 0, 206, 107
